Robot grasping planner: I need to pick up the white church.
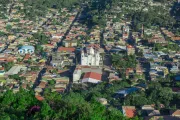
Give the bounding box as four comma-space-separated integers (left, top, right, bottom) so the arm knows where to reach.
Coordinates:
81, 46, 101, 66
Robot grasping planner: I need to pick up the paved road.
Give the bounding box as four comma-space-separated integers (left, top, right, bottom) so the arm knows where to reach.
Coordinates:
55, 9, 82, 51
33, 67, 47, 89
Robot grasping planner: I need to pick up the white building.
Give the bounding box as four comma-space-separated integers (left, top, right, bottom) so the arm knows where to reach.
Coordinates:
122, 25, 129, 39
81, 47, 101, 66
73, 68, 82, 83
5, 66, 27, 76
123, 25, 129, 33
73, 65, 102, 83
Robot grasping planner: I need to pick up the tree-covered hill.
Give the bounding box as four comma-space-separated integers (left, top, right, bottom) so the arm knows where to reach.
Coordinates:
0, 88, 140, 120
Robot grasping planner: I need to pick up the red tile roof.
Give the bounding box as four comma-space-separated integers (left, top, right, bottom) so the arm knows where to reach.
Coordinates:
0, 43, 4, 46
83, 72, 102, 81
23, 54, 31, 61
0, 58, 6, 61
0, 67, 4, 71
123, 106, 137, 118
171, 37, 180, 41
127, 45, 133, 48
38, 81, 47, 88
35, 95, 44, 101
58, 47, 75, 52
171, 110, 180, 116
55, 33, 64, 36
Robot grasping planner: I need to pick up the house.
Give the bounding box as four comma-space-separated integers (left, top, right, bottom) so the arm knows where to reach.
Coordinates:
25, 71, 38, 84
51, 52, 75, 68
63, 40, 77, 47
108, 72, 121, 82
149, 37, 167, 44
54, 77, 69, 85
0, 66, 5, 76
122, 106, 137, 118
142, 105, 154, 111
149, 69, 159, 81
113, 22, 122, 30
136, 63, 143, 76
147, 110, 161, 116
170, 109, 180, 117
73, 68, 82, 82
51, 47, 75, 68
97, 98, 108, 105
18, 45, 35, 54
38, 81, 47, 89
127, 45, 135, 55
23, 54, 31, 61
81, 72, 102, 83
41, 44, 55, 50
123, 25, 129, 34
50, 77, 69, 93
8, 35, 16, 41
35, 87, 43, 93
170, 65, 179, 73
175, 75, 180, 82
35, 95, 44, 101
0, 43, 5, 51
57, 47, 75, 53
171, 37, 180, 41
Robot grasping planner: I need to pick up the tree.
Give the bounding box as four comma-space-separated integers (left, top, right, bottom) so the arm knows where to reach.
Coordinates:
49, 79, 56, 86
0, 31, 6, 37
5, 25, 12, 31
158, 87, 173, 106
39, 101, 53, 119
2, 62, 14, 71
0, 114, 11, 120
124, 91, 149, 106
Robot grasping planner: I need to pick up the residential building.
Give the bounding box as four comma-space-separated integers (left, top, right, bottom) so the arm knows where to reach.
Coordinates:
170, 109, 180, 117
97, 98, 108, 105
127, 45, 135, 55
73, 68, 82, 82
122, 106, 137, 118
63, 40, 77, 47
51, 47, 75, 68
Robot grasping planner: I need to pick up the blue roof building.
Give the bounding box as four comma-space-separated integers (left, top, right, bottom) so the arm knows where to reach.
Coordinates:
18, 45, 35, 54
175, 75, 180, 81
115, 87, 139, 97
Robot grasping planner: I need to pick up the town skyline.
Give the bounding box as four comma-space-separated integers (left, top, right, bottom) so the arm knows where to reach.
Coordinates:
0, 0, 180, 120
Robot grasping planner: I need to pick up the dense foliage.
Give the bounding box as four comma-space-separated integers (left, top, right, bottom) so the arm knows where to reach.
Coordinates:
72, 81, 180, 113
0, 80, 179, 119
0, 88, 139, 120
2, 62, 14, 72
112, 54, 137, 69
0, 0, 83, 20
